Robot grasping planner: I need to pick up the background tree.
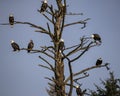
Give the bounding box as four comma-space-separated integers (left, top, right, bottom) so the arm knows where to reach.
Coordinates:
1, 0, 109, 96
89, 72, 120, 96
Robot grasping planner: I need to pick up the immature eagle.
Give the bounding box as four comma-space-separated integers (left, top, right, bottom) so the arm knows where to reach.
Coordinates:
91, 34, 101, 43
27, 40, 34, 53
59, 39, 65, 53
11, 40, 20, 51
96, 58, 102, 66
40, 0, 48, 13
9, 14, 14, 27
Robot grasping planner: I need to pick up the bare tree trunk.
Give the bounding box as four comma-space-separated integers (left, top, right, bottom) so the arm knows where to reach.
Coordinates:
54, 51, 65, 96
54, 14, 65, 95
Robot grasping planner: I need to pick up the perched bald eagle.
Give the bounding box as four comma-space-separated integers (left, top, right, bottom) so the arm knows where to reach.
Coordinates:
27, 40, 34, 53
9, 14, 14, 27
11, 40, 20, 51
91, 34, 101, 43
61, 3, 66, 15
59, 39, 65, 53
96, 58, 102, 66
40, 0, 48, 13
76, 86, 82, 96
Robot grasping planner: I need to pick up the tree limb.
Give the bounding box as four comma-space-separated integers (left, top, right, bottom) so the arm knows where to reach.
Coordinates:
38, 56, 55, 72
46, 23, 54, 41
74, 73, 89, 81
70, 42, 93, 63
43, 14, 53, 24
60, 0, 66, 38
14, 21, 47, 31
65, 63, 109, 83
62, 52, 73, 96
38, 64, 52, 71
65, 37, 86, 57
64, 18, 90, 29
20, 48, 55, 60
40, 46, 55, 54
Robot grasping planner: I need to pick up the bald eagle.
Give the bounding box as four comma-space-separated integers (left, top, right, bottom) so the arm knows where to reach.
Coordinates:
91, 34, 101, 43
76, 86, 82, 96
61, 3, 66, 15
11, 40, 20, 51
59, 39, 65, 53
9, 14, 14, 27
40, 0, 48, 13
27, 40, 34, 53
96, 58, 102, 66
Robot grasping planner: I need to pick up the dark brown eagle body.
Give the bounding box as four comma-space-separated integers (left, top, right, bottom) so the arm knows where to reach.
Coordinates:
27, 40, 34, 53
96, 58, 102, 66
40, 0, 48, 13
11, 40, 20, 51
9, 14, 14, 26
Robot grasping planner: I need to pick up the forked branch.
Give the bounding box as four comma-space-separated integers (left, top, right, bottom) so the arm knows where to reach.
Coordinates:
64, 18, 90, 29
65, 63, 109, 83
20, 48, 55, 60
38, 56, 55, 72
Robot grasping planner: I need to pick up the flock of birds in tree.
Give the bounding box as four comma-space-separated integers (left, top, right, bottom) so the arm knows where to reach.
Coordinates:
9, 0, 103, 95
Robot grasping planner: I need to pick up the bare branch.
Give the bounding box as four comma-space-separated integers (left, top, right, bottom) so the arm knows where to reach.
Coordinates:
65, 42, 84, 57
66, 58, 73, 96
45, 77, 54, 82
38, 56, 55, 72
66, 12, 83, 15
35, 30, 50, 35
64, 18, 91, 29
74, 73, 89, 81
65, 37, 89, 57
20, 48, 55, 60
38, 64, 52, 71
45, 5, 55, 24
65, 63, 109, 83
62, 52, 73, 96
41, 46, 55, 54
65, 83, 76, 88
56, 0, 63, 10
43, 14, 53, 24
46, 23, 54, 41
64, 44, 80, 50
14, 21, 47, 31
70, 42, 93, 63
60, 0, 66, 38
60, 9, 65, 38
0, 23, 9, 25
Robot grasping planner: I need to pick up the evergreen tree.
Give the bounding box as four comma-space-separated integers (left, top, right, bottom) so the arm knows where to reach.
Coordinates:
89, 72, 120, 96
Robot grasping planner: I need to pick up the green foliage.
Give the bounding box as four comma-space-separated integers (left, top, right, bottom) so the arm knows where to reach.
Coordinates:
89, 72, 120, 96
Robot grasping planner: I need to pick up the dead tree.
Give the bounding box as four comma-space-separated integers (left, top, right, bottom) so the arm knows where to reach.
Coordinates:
1, 0, 109, 96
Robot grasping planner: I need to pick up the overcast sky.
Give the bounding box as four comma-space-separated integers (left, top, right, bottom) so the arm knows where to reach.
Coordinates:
0, 0, 120, 96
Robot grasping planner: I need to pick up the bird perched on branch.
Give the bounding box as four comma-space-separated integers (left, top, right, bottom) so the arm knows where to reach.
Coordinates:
40, 0, 48, 13
10, 40, 20, 51
91, 34, 102, 43
96, 58, 102, 66
61, 3, 66, 15
27, 40, 34, 53
9, 14, 14, 27
59, 39, 65, 53
76, 85, 82, 96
